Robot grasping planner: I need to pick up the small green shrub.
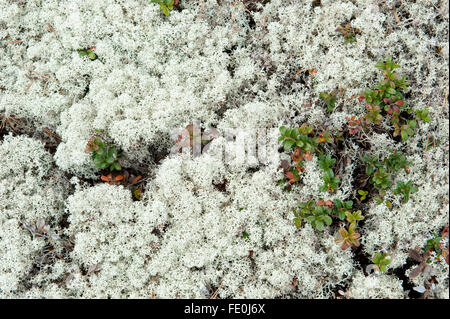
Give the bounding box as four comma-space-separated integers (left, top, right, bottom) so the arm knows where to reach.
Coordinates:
332, 199, 353, 220
393, 180, 418, 203
384, 150, 411, 173
85, 136, 122, 171
319, 170, 340, 193
293, 200, 332, 231
358, 189, 368, 201
371, 252, 392, 273
279, 124, 329, 184
416, 108, 431, 123
336, 23, 360, 44
77, 48, 97, 60
345, 210, 364, 225
345, 57, 428, 142
335, 222, 361, 250
319, 91, 337, 112
318, 154, 340, 193
151, 0, 175, 16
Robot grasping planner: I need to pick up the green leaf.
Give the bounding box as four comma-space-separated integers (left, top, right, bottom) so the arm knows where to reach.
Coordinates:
93, 157, 104, 167
87, 51, 97, 60
401, 129, 408, 141
283, 139, 295, 150
323, 215, 332, 226
290, 129, 298, 139
315, 220, 324, 231
387, 88, 397, 94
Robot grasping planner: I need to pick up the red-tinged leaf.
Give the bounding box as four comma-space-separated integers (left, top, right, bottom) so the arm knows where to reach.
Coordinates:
115, 175, 124, 181
291, 277, 298, 288
304, 151, 313, 161
338, 228, 348, 238
292, 148, 302, 162
325, 200, 333, 207
442, 227, 449, 238
351, 232, 361, 240
249, 250, 254, 258
280, 160, 290, 171
358, 96, 365, 102
317, 200, 325, 206
101, 175, 110, 182
395, 100, 404, 106
285, 171, 295, 183
341, 242, 350, 250
387, 108, 393, 115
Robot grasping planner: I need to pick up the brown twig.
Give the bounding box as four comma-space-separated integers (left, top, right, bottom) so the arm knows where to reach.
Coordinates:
3, 39, 23, 45
392, 6, 400, 24
210, 280, 223, 299
25, 68, 57, 83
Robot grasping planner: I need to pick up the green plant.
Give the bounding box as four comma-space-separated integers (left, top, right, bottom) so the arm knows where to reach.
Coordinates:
319, 91, 337, 112
336, 23, 360, 44
293, 200, 332, 231
332, 199, 353, 220
358, 189, 368, 201
318, 154, 336, 175
293, 200, 314, 228
371, 252, 392, 273
77, 47, 97, 60
345, 210, 364, 225
371, 167, 392, 190
346, 115, 365, 135
393, 180, 418, 203
362, 150, 412, 199
305, 205, 333, 231
319, 170, 340, 193
318, 154, 340, 193
335, 222, 361, 250
423, 234, 443, 256
151, 0, 175, 16
347, 58, 424, 141
279, 124, 332, 184
398, 119, 417, 142
85, 136, 122, 171
416, 108, 431, 123
384, 149, 411, 173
